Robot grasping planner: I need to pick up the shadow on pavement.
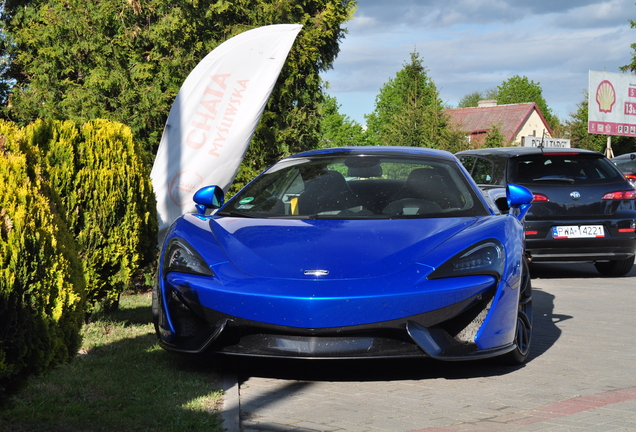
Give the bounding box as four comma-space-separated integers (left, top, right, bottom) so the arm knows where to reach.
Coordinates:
222, 274, 576, 432
528, 288, 570, 362
529, 261, 636, 279
225, 286, 565, 385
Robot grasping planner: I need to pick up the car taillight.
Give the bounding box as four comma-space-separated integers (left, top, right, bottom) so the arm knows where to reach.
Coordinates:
532, 193, 549, 202
602, 190, 636, 200
625, 174, 636, 181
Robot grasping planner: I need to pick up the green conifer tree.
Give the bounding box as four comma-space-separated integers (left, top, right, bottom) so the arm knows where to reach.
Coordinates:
318, 95, 369, 148
481, 123, 506, 148
1, 0, 356, 172
365, 51, 466, 151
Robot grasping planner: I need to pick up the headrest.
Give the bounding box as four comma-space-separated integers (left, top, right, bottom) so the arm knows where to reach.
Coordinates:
348, 165, 382, 178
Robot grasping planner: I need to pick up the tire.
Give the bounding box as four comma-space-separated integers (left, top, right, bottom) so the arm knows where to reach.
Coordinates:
152, 279, 161, 334
498, 258, 533, 366
594, 256, 635, 277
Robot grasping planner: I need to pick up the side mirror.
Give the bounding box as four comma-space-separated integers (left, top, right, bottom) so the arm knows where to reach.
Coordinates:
193, 186, 225, 215
506, 184, 533, 221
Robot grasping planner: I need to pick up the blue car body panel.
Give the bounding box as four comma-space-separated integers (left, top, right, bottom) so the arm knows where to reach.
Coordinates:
208, 217, 476, 279
159, 213, 524, 351
153, 146, 531, 360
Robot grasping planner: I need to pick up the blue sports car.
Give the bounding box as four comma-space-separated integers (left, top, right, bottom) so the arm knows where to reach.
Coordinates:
153, 146, 535, 364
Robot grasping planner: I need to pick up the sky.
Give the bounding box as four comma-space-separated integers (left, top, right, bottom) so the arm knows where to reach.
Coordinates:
320, 0, 635, 125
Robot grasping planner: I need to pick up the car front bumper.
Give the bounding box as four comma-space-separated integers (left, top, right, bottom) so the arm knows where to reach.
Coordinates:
153, 272, 519, 360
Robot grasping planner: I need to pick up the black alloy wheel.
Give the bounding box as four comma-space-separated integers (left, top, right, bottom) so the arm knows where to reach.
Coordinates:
498, 258, 533, 365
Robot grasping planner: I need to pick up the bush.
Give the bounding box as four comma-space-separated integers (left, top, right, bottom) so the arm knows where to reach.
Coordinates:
0, 120, 86, 394
23, 119, 158, 311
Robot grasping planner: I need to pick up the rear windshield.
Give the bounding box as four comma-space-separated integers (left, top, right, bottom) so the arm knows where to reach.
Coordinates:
218, 154, 489, 219
509, 154, 624, 185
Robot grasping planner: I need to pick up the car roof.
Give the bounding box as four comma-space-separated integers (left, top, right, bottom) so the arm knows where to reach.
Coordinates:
289, 146, 456, 160
456, 146, 603, 158
611, 153, 636, 161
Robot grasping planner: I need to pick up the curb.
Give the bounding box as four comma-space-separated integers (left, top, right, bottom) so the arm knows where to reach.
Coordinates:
220, 371, 240, 432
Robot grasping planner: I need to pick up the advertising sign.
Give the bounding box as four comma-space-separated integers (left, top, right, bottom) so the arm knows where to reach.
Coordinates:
522, 136, 571, 148
588, 70, 636, 136
151, 24, 302, 241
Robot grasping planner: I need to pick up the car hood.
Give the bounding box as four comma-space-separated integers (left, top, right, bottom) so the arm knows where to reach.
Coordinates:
208, 217, 477, 279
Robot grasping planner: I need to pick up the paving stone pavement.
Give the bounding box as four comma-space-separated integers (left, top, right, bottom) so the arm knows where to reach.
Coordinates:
222, 262, 636, 432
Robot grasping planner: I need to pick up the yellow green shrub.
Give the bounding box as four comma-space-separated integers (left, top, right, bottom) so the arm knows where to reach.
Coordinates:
23, 119, 158, 310
0, 120, 86, 392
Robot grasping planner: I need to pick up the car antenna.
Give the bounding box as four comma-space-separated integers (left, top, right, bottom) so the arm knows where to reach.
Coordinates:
538, 131, 545, 153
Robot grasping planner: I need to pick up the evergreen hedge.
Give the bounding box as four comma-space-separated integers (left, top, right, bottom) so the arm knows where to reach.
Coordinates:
0, 120, 86, 393
24, 119, 158, 310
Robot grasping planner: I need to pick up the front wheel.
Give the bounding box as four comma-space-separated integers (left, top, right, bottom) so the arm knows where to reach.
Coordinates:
498, 258, 533, 365
594, 256, 635, 277
152, 278, 161, 335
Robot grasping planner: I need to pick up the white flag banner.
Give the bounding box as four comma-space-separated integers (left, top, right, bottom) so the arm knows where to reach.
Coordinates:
151, 24, 302, 238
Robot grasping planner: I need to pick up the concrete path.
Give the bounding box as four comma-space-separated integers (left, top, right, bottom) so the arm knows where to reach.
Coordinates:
222, 262, 636, 432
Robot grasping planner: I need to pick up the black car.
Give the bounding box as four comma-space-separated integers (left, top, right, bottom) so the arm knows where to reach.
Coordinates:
611, 153, 636, 186
457, 147, 636, 276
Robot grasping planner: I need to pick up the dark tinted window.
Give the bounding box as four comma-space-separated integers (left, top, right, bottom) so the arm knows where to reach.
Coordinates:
509, 154, 623, 185
614, 158, 636, 173
472, 157, 496, 184
219, 155, 489, 219
459, 155, 506, 185
458, 155, 476, 174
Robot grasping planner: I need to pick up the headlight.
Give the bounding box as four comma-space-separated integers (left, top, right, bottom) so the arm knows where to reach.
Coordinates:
428, 240, 504, 279
163, 239, 214, 276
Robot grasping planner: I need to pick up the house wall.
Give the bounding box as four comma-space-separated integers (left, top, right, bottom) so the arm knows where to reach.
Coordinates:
513, 110, 552, 144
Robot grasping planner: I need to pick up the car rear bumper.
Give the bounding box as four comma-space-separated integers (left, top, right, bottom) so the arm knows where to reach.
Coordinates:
525, 219, 636, 262
526, 244, 635, 262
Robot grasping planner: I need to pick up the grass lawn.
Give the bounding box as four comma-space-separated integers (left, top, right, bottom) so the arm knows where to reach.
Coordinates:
0, 292, 225, 432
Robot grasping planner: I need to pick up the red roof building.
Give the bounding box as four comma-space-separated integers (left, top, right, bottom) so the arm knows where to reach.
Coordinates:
445, 101, 553, 147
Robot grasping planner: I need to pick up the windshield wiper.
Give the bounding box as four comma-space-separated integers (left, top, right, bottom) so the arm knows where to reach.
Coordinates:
215, 210, 259, 218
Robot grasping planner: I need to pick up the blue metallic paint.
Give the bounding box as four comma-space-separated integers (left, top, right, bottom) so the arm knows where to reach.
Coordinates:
159, 212, 525, 352
208, 217, 477, 279
154, 147, 533, 360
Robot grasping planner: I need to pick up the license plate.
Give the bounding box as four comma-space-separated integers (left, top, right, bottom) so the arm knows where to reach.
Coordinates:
552, 225, 605, 238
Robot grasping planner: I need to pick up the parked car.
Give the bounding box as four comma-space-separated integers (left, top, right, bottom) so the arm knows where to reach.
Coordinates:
612, 152, 636, 186
153, 146, 535, 364
457, 147, 636, 276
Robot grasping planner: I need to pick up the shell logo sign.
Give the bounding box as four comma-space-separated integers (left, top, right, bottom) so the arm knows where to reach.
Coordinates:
588, 70, 636, 137
596, 80, 616, 113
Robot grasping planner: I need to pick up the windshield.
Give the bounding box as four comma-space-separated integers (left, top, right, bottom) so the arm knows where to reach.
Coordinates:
217, 154, 488, 219
509, 154, 624, 185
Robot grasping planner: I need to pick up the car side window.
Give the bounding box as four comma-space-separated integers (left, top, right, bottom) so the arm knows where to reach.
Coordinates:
615, 158, 636, 172
472, 157, 495, 184
458, 156, 476, 174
